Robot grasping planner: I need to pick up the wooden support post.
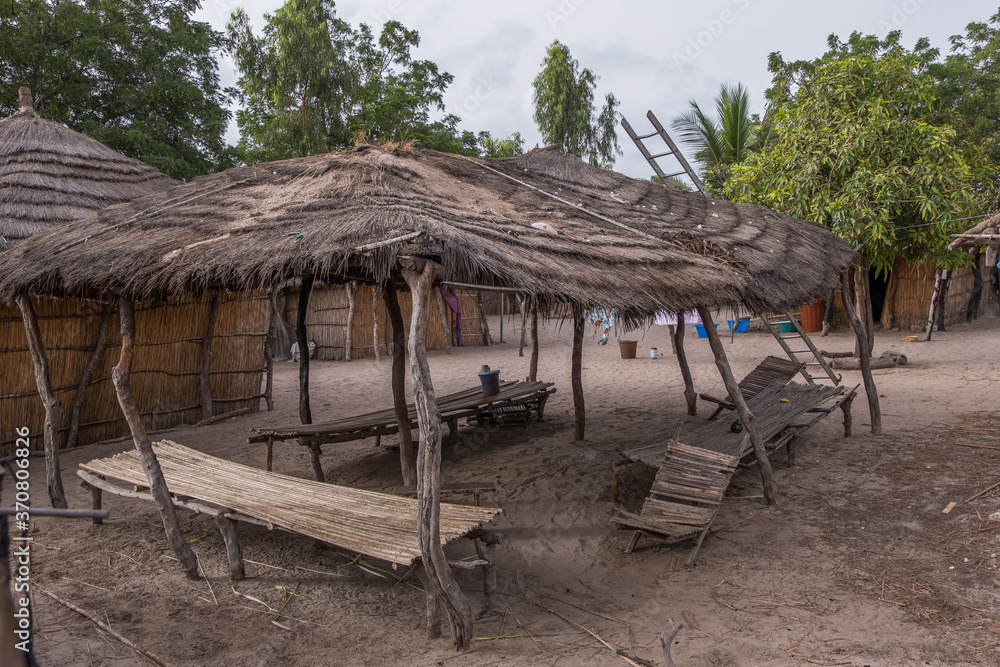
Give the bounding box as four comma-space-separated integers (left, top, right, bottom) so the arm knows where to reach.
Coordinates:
854, 264, 874, 354
499, 293, 505, 342
265, 437, 274, 472
697, 306, 777, 505
571, 303, 586, 441
264, 288, 277, 411
89, 484, 103, 525
478, 293, 492, 345
936, 269, 951, 332
383, 278, 416, 486
967, 261, 983, 322
472, 531, 502, 615
66, 303, 111, 450
822, 289, 836, 336
112, 297, 199, 577
417, 565, 443, 639
667, 324, 676, 354
673, 312, 697, 416
841, 272, 882, 434
213, 515, 245, 581
200, 291, 221, 421
16, 293, 67, 509
841, 392, 855, 437
309, 442, 325, 483
924, 267, 943, 341
296, 273, 314, 425
435, 288, 452, 354
517, 296, 527, 357
528, 301, 539, 382
345, 282, 355, 361
373, 287, 382, 361
401, 259, 473, 651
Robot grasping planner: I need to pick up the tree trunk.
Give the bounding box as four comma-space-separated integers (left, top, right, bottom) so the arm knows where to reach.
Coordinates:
199, 290, 221, 421
571, 303, 585, 441
821, 289, 835, 336
697, 306, 777, 505
66, 303, 111, 450
383, 277, 416, 486
16, 293, 68, 509
841, 271, 882, 434
296, 273, 314, 424
401, 260, 473, 651
112, 297, 199, 577
673, 312, 697, 416
528, 301, 539, 382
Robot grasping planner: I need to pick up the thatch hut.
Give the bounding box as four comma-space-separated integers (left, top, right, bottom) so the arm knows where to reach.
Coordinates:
0, 89, 268, 467
0, 142, 857, 649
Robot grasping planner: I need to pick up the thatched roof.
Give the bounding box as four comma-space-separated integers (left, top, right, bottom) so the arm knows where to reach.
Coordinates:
0, 144, 855, 319
0, 88, 174, 248
948, 213, 1000, 252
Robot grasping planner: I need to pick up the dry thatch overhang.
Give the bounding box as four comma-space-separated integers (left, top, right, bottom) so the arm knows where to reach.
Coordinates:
0, 144, 855, 317
0, 93, 175, 249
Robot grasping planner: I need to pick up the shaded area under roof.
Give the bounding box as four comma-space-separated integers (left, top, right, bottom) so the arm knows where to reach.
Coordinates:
0, 144, 855, 318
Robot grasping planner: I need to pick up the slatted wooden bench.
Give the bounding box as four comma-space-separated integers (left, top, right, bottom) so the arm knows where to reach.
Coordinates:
249, 380, 556, 480
699, 355, 805, 420
78, 440, 504, 610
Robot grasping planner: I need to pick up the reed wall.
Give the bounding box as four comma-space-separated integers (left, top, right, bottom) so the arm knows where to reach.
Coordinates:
1, 292, 268, 455
284, 284, 489, 361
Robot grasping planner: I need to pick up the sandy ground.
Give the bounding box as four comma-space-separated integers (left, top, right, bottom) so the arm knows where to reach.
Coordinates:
12, 311, 1000, 666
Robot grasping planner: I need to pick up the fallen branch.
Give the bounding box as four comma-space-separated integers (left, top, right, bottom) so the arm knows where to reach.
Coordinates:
963, 478, 1000, 503
41, 589, 171, 666
660, 622, 684, 667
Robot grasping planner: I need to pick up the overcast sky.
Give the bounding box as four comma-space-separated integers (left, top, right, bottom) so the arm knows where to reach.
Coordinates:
194, 0, 993, 180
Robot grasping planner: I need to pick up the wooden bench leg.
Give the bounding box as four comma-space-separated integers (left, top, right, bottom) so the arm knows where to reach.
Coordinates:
473, 537, 497, 615
786, 434, 798, 467
448, 417, 458, 446
708, 404, 725, 421
536, 395, 549, 420
86, 483, 103, 525
265, 436, 274, 472
213, 515, 245, 581
309, 442, 325, 483
841, 393, 855, 437
625, 531, 641, 554
417, 564, 443, 639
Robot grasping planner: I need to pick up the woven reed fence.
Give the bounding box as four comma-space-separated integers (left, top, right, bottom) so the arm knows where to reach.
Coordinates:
284, 285, 488, 361
1, 293, 268, 455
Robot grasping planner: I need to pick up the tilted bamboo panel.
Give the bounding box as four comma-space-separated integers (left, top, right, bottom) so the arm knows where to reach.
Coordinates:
80, 440, 501, 566
1, 293, 267, 455
284, 285, 487, 361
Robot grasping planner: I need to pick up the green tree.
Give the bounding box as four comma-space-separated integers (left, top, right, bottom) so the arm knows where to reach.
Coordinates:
723, 32, 974, 279
477, 131, 524, 158
531, 41, 620, 168
671, 83, 762, 193
0, 0, 233, 180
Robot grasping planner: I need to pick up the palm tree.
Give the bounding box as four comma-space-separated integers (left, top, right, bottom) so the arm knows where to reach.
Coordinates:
671, 83, 760, 193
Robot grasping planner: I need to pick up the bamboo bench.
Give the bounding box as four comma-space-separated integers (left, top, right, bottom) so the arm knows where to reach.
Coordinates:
78, 440, 504, 611
699, 355, 805, 420
249, 380, 556, 481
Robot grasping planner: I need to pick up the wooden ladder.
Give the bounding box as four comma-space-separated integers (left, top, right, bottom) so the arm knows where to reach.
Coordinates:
621, 110, 710, 196
757, 312, 840, 385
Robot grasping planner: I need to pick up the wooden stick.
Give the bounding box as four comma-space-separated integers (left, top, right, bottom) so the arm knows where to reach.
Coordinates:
936, 269, 951, 332
296, 272, 314, 425
402, 258, 473, 651
41, 589, 172, 667
660, 623, 684, 667
673, 312, 697, 416
67, 303, 111, 449
841, 271, 882, 434
383, 277, 416, 486
16, 293, 67, 508
436, 287, 452, 354
528, 301, 539, 382
518, 296, 527, 357
263, 288, 276, 411
200, 290, 221, 421
697, 306, 777, 505
924, 266, 943, 341
571, 303, 585, 441
113, 297, 199, 577
372, 286, 382, 361
963, 478, 1000, 504
345, 282, 355, 361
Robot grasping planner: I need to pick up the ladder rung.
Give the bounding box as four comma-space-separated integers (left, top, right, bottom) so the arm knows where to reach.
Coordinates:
805, 362, 823, 366
780, 335, 802, 339
649, 151, 675, 159
662, 170, 689, 178
636, 131, 658, 140
808, 375, 831, 380
789, 349, 811, 353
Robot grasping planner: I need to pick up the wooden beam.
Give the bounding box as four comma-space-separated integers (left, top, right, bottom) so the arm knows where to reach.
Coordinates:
401, 261, 473, 651
296, 273, 314, 425
673, 311, 697, 416
200, 290, 221, 420
841, 272, 882, 434
528, 301, 539, 382
697, 306, 777, 505
571, 303, 586, 441
112, 297, 199, 577
383, 277, 416, 486
66, 302, 111, 449
16, 293, 67, 509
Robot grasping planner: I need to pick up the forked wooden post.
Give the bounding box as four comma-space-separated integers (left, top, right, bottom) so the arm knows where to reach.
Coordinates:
67, 303, 111, 450
401, 258, 473, 651
571, 303, 585, 441
112, 297, 199, 577
696, 306, 777, 505
296, 273, 314, 425
528, 300, 539, 382
924, 267, 945, 341
213, 515, 245, 580
673, 311, 697, 416
200, 290, 221, 420
841, 272, 882, 434
345, 281, 355, 361
16, 293, 67, 508
383, 277, 417, 486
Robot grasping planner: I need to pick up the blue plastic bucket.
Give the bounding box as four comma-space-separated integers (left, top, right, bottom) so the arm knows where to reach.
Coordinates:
694, 323, 718, 338
478, 369, 501, 395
